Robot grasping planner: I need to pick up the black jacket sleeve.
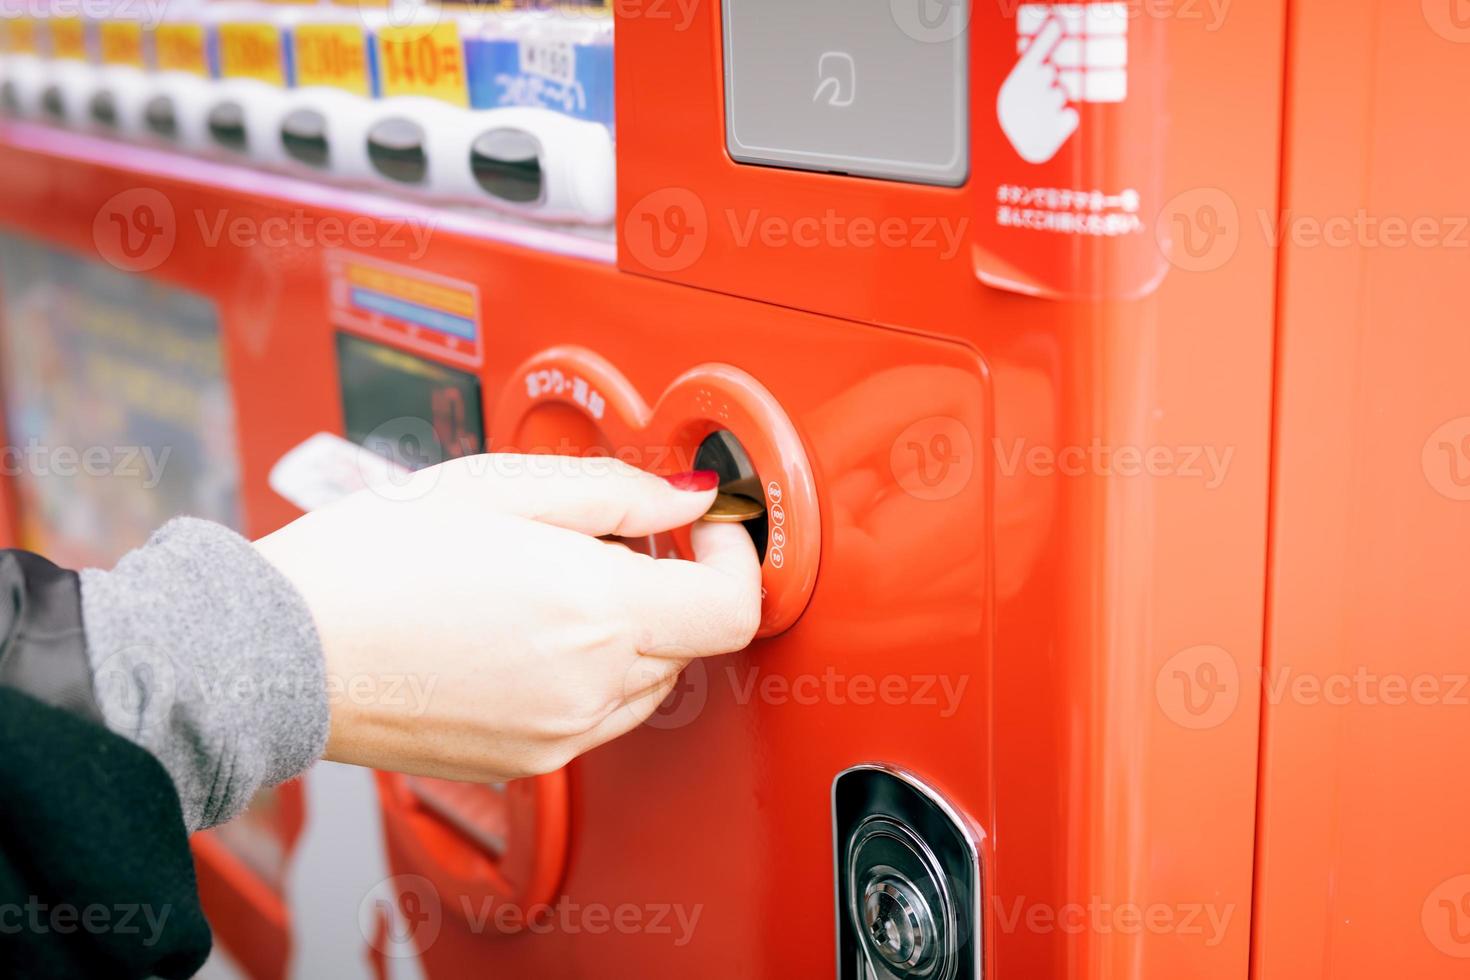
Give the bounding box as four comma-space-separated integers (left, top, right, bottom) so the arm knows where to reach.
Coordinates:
0, 549, 211, 979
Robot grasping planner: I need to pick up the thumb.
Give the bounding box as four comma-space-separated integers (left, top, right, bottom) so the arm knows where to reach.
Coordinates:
441, 454, 719, 536
1019, 17, 1065, 72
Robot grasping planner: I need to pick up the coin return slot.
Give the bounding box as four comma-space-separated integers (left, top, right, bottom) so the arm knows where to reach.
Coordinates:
144, 95, 177, 139
368, 118, 428, 184
469, 128, 543, 203
207, 101, 247, 151
281, 108, 329, 168
89, 90, 117, 128
694, 430, 767, 563
40, 84, 64, 121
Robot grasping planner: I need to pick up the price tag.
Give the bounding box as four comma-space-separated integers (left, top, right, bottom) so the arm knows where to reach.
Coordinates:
99, 21, 146, 68
293, 24, 370, 95
3, 18, 39, 55
151, 23, 209, 75
49, 17, 88, 61
217, 22, 287, 86
376, 22, 467, 107
519, 39, 575, 85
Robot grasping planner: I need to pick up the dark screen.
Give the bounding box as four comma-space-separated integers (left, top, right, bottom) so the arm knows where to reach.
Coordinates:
337, 333, 483, 471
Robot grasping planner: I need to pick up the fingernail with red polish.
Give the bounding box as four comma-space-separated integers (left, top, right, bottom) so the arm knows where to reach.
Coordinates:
664, 470, 719, 492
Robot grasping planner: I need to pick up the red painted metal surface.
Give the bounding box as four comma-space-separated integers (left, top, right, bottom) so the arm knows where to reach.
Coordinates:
618, 3, 1286, 970
0, 0, 1314, 976
1250, 2, 1470, 977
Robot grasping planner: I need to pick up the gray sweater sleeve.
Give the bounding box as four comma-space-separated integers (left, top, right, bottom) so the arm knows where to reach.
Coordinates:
78, 517, 329, 832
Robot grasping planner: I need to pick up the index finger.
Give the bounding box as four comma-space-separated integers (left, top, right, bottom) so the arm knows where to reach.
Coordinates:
620, 521, 763, 657
1019, 17, 1065, 71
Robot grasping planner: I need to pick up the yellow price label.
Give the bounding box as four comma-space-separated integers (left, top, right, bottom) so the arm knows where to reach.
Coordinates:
99, 21, 145, 67
49, 17, 88, 61
293, 24, 370, 95
217, 22, 287, 86
3, 18, 39, 54
151, 23, 209, 75
375, 22, 467, 107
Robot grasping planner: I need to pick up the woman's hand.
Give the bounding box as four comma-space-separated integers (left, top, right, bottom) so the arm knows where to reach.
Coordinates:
254, 454, 762, 781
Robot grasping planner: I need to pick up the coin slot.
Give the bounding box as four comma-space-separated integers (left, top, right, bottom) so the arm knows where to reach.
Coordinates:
144, 95, 177, 139
1, 81, 18, 114
89, 90, 117, 128
469, 128, 543, 203
207, 100, 247, 150
281, 107, 329, 168
694, 429, 767, 563
368, 117, 428, 184
40, 84, 64, 120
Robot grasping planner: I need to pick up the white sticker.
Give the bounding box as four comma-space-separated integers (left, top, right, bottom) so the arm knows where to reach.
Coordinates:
268, 431, 411, 513
520, 39, 576, 85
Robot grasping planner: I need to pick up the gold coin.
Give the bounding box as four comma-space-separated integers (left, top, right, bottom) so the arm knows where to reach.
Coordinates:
701, 492, 765, 523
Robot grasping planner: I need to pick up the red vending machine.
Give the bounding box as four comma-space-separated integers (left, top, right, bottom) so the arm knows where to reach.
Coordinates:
1, 0, 1468, 978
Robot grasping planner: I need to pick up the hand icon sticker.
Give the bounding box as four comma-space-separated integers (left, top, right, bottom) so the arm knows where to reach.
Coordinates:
997, 18, 1079, 164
